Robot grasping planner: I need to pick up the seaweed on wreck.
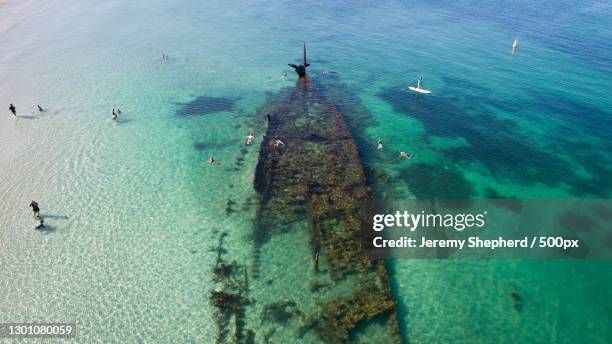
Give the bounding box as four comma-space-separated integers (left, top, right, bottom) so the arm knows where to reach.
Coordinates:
209, 232, 253, 344
225, 199, 237, 216
253, 78, 373, 277
298, 266, 402, 344
315, 286, 397, 343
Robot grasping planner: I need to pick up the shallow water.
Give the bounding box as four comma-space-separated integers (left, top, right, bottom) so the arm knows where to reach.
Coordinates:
1, 0, 611, 342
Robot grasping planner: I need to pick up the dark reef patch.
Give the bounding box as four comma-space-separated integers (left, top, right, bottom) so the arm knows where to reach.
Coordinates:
484, 187, 505, 199
592, 204, 612, 221
398, 163, 475, 199
176, 95, 238, 116
511, 290, 523, 312
550, 144, 612, 197
193, 139, 239, 151
527, 93, 612, 142
559, 211, 597, 234
377, 80, 612, 197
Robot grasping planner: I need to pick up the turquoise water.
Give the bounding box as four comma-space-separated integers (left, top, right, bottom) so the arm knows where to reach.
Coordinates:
1, 0, 610, 342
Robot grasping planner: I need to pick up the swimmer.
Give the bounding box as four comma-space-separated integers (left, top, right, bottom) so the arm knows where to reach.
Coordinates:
399, 151, 413, 159
9, 103, 16, 116
281, 72, 288, 80
117, 108, 122, 115
377, 138, 383, 150
273, 139, 285, 147
112, 108, 118, 121
37, 105, 44, 112
29, 201, 41, 217
246, 132, 255, 145
35, 218, 45, 230
208, 156, 218, 164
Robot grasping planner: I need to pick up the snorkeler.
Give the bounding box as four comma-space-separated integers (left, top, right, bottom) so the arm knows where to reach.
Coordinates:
29, 201, 41, 217
273, 139, 285, 147
117, 108, 122, 114
399, 151, 413, 159
9, 103, 16, 116
35, 218, 45, 230
208, 156, 218, 165
112, 108, 118, 121
37, 105, 44, 112
377, 138, 383, 150
266, 114, 271, 122
281, 72, 288, 80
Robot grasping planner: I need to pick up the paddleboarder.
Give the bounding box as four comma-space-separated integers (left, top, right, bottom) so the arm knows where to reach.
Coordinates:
409, 77, 431, 94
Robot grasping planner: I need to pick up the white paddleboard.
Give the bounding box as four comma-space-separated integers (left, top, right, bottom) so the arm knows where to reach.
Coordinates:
408, 86, 431, 94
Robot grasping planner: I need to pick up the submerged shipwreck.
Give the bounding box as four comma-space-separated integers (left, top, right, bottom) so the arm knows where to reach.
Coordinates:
210, 44, 402, 343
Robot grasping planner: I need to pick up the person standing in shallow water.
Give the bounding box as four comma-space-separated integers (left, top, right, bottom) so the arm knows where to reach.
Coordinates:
246, 132, 255, 145
9, 104, 16, 116
29, 201, 41, 217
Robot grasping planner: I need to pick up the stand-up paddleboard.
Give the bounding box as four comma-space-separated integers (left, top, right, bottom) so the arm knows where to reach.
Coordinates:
408, 86, 431, 94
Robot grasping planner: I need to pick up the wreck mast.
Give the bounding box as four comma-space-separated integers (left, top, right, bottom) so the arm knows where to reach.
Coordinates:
288, 42, 310, 79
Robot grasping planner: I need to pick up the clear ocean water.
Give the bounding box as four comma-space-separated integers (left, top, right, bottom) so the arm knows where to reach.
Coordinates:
1, 0, 610, 342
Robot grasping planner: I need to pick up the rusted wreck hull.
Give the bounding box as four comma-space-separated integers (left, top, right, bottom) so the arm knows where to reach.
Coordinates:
253, 77, 402, 343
